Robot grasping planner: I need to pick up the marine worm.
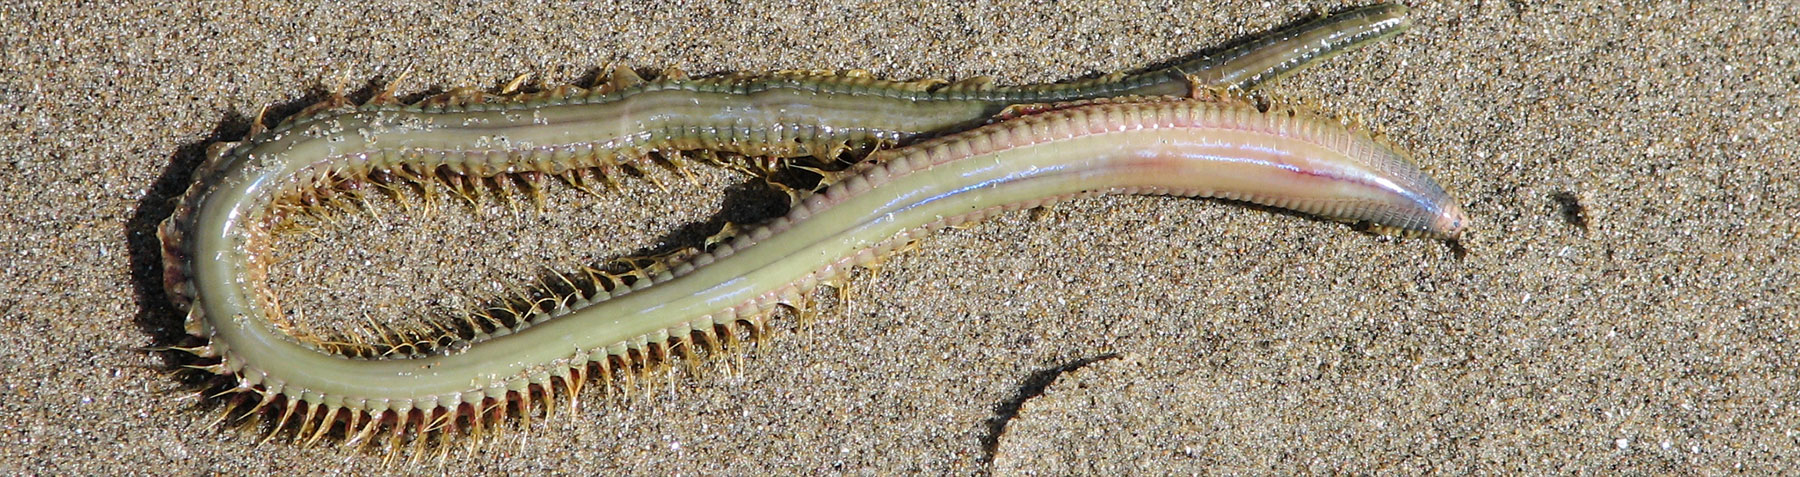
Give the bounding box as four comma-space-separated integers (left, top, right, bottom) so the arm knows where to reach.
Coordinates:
155, 4, 1446, 449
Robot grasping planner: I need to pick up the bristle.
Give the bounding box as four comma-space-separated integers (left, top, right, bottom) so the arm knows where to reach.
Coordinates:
368, 69, 413, 107
499, 72, 533, 95
385, 410, 411, 462
262, 399, 299, 445
406, 411, 429, 462
206, 393, 247, 430
247, 106, 271, 137
564, 367, 585, 416
539, 380, 558, 419
343, 411, 374, 449
306, 405, 341, 445
608, 64, 644, 89
296, 401, 322, 444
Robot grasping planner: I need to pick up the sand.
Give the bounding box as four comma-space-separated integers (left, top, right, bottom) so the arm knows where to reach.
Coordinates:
2, 0, 1796, 474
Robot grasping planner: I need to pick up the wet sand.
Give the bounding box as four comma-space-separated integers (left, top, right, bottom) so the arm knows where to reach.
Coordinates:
3, 1, 1796, 473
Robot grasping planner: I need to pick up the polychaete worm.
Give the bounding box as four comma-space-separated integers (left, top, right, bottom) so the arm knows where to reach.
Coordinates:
155, 4, 1455, 453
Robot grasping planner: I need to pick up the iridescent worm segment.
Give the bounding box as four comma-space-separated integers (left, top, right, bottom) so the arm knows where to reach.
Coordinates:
157, 4, 1459, 453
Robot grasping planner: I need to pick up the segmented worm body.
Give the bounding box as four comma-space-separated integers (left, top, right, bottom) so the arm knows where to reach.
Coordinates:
157, 5, 1453, 448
